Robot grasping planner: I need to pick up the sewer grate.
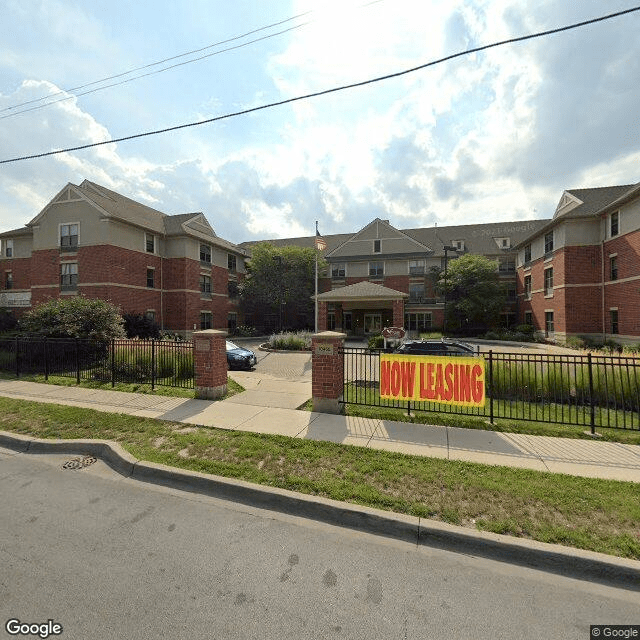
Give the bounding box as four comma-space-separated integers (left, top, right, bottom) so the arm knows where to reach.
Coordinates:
61, 455, 97, 470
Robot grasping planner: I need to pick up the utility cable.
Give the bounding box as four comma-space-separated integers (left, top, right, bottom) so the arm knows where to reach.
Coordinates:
1, 4, 638, 165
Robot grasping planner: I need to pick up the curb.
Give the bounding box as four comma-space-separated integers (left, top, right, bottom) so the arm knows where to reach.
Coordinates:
1, 430, 639, 591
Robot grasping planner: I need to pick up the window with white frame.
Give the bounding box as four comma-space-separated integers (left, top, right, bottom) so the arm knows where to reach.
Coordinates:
409, 283, 425, 303
4, 239, 13, 258
408, 259, 425, 275
544, 267, 553, 296
610, 255, 618, 281
200, 311, 212, 330
228, 254, 237, 272
331, 263, 346, 278
369, 261, 384, 277
404, 312, 432, 332
200, 244, 211, 263
145, 233, 155, 254
146, 268, 155, 288
544, 231, 554, 255
610, 211, 619, 237
200, 274, 212, 295
60, 224, 78, 250
524, 244, 531, 263
524, 310, 533, 326
60, 263, 78, 289
545, 311, 554, 335
524, 275, 532, 300
453, 240, 465, 251
5, 271, 13, 290
373, 239, 381, 253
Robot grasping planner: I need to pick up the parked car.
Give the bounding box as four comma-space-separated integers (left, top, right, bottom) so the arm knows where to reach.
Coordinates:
394, 339, 478, 356
226, 340, 258, 370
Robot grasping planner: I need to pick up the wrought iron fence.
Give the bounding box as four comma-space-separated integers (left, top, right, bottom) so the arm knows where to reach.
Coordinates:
0, 337, 195, 389
342, 347, 640, 431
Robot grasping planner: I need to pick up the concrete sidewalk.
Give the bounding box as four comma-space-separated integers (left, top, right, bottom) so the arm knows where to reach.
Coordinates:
0, 377, 638, 483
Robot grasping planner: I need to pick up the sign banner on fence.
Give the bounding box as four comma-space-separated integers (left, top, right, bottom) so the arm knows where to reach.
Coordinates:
380, 354, 486, 407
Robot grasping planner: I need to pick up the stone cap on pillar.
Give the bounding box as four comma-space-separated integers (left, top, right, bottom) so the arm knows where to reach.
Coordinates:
312, 331, 347, 339
193, 329, 228, 338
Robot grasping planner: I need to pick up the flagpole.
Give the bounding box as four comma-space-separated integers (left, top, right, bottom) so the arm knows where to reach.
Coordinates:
315, 220, 319, 333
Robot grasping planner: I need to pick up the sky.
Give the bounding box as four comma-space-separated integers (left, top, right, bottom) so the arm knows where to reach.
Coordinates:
1, 0, 639, 244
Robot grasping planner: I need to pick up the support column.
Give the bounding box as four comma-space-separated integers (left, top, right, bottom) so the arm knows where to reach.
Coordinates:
193, 329, 228, 399
392, 299, 404, 328
317, 301, 328, 331
311, 331, 346, 414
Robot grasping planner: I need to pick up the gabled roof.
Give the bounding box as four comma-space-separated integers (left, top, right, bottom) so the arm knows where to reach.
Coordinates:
327, 218, 431, 259
316, 281, 408, 301
553, 184, 636, 220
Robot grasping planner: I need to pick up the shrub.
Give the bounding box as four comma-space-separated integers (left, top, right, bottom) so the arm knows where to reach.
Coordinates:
123, 312, 160, 339
19, 297, 125, 341
367, 334, 385, 350
0, 309, 18, 333
268, 331, 312, 351
565, 336, 586, 350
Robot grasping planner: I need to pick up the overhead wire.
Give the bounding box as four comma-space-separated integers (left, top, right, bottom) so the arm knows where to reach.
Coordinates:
1, 4, 639, 165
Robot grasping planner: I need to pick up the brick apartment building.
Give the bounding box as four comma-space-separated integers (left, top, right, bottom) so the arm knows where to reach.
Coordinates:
0, 180, 248, 335
516, 181, 640, 345
244, 217, 548, 337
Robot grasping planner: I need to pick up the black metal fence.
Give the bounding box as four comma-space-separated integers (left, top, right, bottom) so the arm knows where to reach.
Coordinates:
342, 348, 640, 431
0, 337, 195, 389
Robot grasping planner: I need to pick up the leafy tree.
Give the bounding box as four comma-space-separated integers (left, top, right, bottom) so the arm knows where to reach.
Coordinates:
0, 309, 18, 333
437, 254, 506, 334
19, 296, 125, 341
122, 312, 160, 339
239, 243, 327, 331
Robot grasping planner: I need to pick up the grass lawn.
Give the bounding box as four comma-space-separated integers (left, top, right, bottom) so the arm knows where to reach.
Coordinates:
0, 396, 638, 560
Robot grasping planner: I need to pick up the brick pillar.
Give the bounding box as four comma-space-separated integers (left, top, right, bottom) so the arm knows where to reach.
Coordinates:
193, 329, 228, 399
318, 301, 328, 331
311, 331, 346, 414
335, 304, 343, 331
393, 299, 404, 328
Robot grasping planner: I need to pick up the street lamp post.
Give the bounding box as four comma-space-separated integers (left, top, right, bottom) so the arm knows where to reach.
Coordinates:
442, 245, 457, 336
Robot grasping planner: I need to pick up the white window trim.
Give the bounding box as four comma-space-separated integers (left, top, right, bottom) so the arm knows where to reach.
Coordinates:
145, 232, 157, 254
59, 222, 80, 249
4, 239, 13, 258
368, 260, 384, 277
331, 262, 347, 278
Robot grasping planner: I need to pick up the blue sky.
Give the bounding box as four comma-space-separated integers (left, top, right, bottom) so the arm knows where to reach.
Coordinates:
1, 0, 639, 243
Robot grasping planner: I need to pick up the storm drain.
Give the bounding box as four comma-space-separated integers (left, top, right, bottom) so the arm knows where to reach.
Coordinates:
61, 455, 97, 470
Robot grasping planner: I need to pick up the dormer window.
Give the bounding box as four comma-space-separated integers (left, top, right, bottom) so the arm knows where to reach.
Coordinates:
453, 240, 464, 251
60, 224, 78, 250
373, 239, 381, 253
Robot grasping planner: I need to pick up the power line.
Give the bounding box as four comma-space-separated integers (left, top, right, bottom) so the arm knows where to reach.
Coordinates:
1, 4, 638, 165
1, 0, 385, 119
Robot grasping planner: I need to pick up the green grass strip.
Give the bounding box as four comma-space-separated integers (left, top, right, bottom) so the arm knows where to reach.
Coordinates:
0, 396, 638, 560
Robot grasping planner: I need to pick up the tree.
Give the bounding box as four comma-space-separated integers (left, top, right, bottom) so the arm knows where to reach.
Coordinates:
438, 254, 506, 334
122, 312, 160, 339
239, 243, 327, 332
19, 296, 126, 341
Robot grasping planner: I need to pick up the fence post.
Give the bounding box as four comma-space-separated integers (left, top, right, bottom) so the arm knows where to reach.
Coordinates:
111, 340, 115, 387
151, 339, 156, 391
75, 338, 80, 384
44, 337, 49, 381
15, 336, 19, 378
488, 350, 494, 424
588, 353, 595, 435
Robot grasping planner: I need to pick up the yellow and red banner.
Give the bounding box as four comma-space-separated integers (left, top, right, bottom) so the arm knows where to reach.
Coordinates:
380, 354, 485, 407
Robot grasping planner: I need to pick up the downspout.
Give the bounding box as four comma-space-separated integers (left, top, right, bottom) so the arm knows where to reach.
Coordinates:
161, 231, 165, 332
601, 238, 605, 343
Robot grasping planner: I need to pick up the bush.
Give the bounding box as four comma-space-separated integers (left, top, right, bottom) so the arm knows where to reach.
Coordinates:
19, 297, 125, 341
565, 336, 586, 350
0, 309, 18, 333
367, 334, 385, 350
268, 331, 312, 350
123, 312, 160, 339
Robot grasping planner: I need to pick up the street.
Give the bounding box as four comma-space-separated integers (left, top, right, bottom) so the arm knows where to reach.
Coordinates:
0, 450, 636, 640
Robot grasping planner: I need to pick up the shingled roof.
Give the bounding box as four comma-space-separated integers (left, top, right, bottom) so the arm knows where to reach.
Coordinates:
315, 281, 408, 301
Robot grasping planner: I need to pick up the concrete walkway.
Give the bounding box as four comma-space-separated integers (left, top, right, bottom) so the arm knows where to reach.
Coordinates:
0, 377, 638, 482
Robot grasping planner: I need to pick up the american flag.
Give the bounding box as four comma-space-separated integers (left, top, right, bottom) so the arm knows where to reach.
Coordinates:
315, 225, 327, 251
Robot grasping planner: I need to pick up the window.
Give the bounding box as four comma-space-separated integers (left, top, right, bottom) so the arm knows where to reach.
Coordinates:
228, 254, 237, 272
5, 271, 13, 290
454, 240, 464, 251
404, 312, 432, 332
60, 263, 78, 289
4, 239, 13, 258
610, 211, 619, 237
610, 309, 618, 335
327, 312, 336, 331
373, 239, 381, 253
145, 310, 156, 322
200, 244, 211, 263
507, 286, 517, 301
369, 261, 384, 277
524, 311, 533, 326
524, 275, 532, 300
524, 244, 531, 263
200, 274, 212, 295
545, 311, 554, 335
200, 312, 212, 330
501, 238, 510, 248
610, 256, 618, 281
145, 233, 155, 254
146, 268, 155, 288
331, 263, 346, 278
60, 224, 78, 250
408, 260, 425, 275
227, 312, 238, 332
544, 231, 554, 255
544, 267, 553, 296
409, 283, 425, 303
499, 257, 515, 272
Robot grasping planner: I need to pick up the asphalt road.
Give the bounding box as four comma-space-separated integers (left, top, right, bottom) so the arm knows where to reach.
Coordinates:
1, 451, 636, 640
